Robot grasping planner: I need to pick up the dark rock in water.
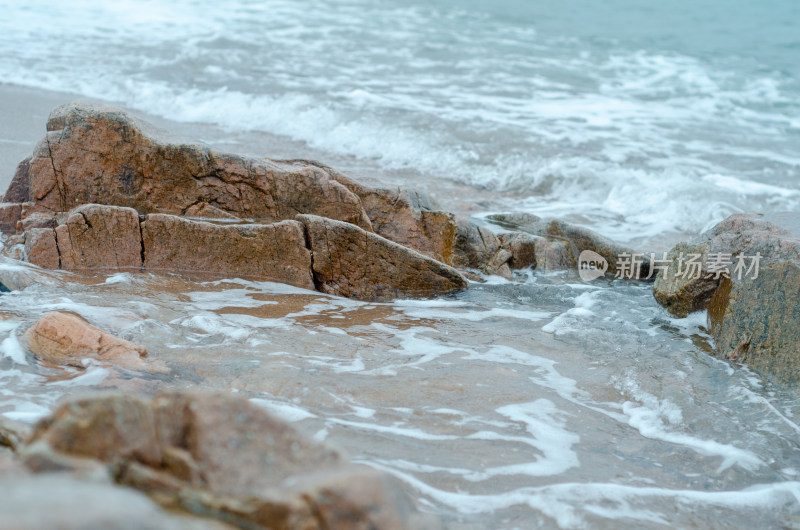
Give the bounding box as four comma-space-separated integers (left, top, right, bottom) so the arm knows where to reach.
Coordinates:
298, 214, 468, 300
23, 391, 440, 529
488, 213, 651, 278
0, 280, 9, 293
654, 212, 800, 383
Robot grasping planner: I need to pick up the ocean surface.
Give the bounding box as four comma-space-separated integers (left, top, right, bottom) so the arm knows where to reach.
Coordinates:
1, 0, 799, 244
1, 1, 800, 528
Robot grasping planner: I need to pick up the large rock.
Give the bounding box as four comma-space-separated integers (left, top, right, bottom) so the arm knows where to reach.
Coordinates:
141, 214, 314, 289
23, 311, 153, 372
314, 164, 511, 273
24, 392, 438, 529
488, 212, 651, 278
298, 214, 468, 300
3, 101, 523, 292
654, 212, 800, 382
20, 101, 372, 229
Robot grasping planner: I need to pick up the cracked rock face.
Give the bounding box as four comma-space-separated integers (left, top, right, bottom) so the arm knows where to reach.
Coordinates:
654, 212, 800, 383
298, 214, 468, 300
1, 101, 516, 298
17, 203, 469, 300
141, 214, 315, 289
19, 101, 373, 229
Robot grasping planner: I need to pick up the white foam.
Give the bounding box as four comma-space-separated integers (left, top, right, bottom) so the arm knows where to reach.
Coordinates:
618, 379, 763, 472
48, 365, 110, 387
250, 398, 316, 422
0, 335, 27, 365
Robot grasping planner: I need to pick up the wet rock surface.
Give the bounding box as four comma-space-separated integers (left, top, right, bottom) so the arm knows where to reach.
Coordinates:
488, 212, 651, 278
23, 311, 156, 372
654, 212, 800, 382
3, 391, 439, 530
142, 214, 315, 289
23, 101, 372, 229
298, 214, 468, 300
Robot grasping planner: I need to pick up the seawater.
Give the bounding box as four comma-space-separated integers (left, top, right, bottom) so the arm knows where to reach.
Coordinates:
0, 0, 798, 243
1, 0, 800, 528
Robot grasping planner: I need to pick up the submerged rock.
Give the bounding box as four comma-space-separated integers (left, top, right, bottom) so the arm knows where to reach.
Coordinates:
22, 391, 439, 529
23, 311, 157, 372
653, 212, 800, 382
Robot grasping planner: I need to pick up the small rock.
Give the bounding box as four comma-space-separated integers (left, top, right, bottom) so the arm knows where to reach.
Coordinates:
489, 213, 651, 278
23, 311, 153, 372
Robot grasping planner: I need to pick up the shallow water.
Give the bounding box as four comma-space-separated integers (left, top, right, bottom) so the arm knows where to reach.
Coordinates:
3, 258, 800, 528
2, 0, 800, 527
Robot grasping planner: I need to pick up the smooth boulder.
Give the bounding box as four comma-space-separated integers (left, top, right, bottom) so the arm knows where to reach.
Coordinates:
23, 311, 153, 372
